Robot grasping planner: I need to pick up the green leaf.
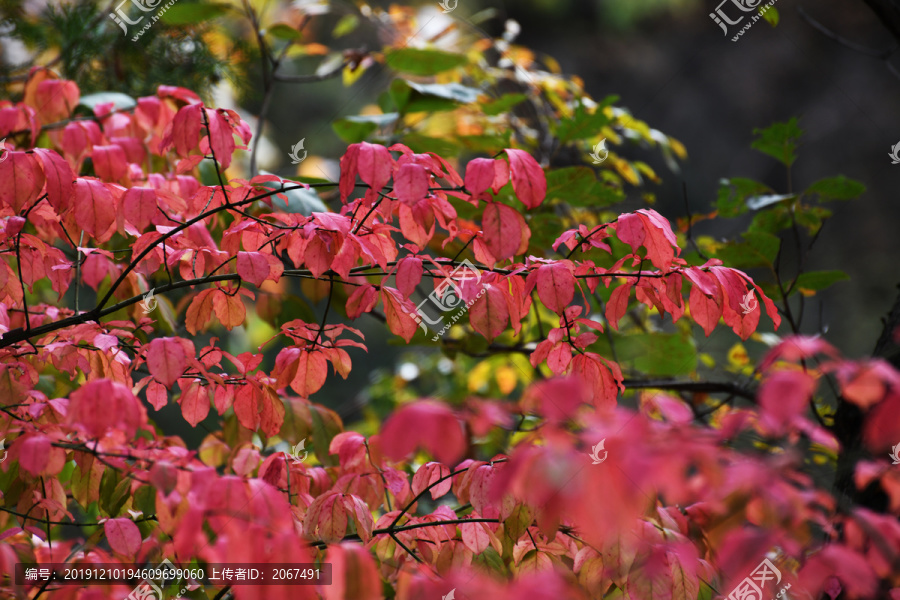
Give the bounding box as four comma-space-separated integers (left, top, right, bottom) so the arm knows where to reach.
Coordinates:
614, 333, 696, 376
391, 79, 481, 113
555, 103, 611, 143
545, 167, 598, 205
133, 485, 156, 516
457, 133, 511, 153
715, 231, 780, 268
717, 178, 771, 218
400, 132, 457, 156
160, 2, 230, 25
78, 92, 137, 112
751, 117, 803, 166
481, 93, 527, 116
384, 48, 467, 76
332, 14, 359, 38
332, 113, 399, 143
761, 6, 779, 26
99, 467, 130, 517
805, 175, 866, 201
792, 270, 849, 294
267, 23, 303, 41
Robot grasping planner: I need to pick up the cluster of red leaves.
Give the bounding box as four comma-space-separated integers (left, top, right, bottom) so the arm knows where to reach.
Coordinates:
1, 68, 899, 600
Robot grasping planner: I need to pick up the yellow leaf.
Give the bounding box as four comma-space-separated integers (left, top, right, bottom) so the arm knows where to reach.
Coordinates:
495, 365, 517, 395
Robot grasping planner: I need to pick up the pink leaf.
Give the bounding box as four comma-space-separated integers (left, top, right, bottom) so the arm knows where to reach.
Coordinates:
380, 400, 466, 465
122, 187, 158, 231
482, 202, 531, 262
357, 142, 392, 192
533, 262, 576, 314
236, 251, 270, 287
505, 149, 546, 209
465, 158, 496, 197
395, 162, 430, 203
396, 257, 423, 298
146, 337, 191, 388
104, 518, 142, 559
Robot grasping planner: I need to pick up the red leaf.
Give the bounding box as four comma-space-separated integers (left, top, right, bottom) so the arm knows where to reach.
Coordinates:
395, 162, 429, 203
104, 518, 142, 559
382, 286, 421, 343
533, 262, 576, 314
34, 148, 74, 213
606, 283, 632, 331
0, 152, 45, 213
236, 251, 270, 287
74, 178, 116, 242
505, 149, 546, 209
396, 257, 423, 298
146, 337, 192, 388
122, 187, 158, 231
688, 280, 722, 337
290, 351, 328, 397
380, 400, 466, 464
465, 158, 496, 197
346, 284, 378, 319
615, 213, 645, 254
213, 290, 246, 329
324, 543, 383, 600
758, 370, 817, 434
179, 380, 211, 427
161, 103, 202, 158
482, 202, 531, 262
469, 282, 510, 342
357, 142, 392, 192
412, 462, 453, 499
204, 108, 238, 169
91, 144, 128, 182
339, 144, 360, 202
18, 434, 51, 476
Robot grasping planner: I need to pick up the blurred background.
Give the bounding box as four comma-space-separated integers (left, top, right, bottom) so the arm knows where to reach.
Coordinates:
2, 0, 898, 445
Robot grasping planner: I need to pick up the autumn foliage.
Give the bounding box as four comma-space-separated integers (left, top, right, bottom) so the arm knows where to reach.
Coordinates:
0, 63, 899, 600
